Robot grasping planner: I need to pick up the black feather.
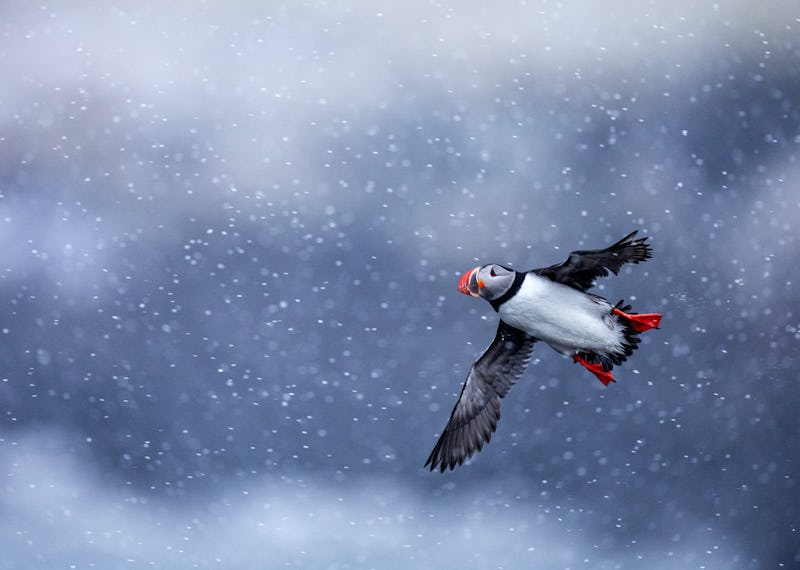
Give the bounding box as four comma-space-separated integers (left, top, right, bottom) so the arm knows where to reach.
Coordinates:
534, 230, 652, 292
424, 322, 537, 472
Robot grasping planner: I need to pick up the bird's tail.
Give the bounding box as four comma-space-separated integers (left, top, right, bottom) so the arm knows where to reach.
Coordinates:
575, 301, 661, 384
609, 300, 661, 367
582, 301, 661, 373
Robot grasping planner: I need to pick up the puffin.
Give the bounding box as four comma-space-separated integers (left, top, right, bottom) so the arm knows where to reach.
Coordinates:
425, 230, 662, 472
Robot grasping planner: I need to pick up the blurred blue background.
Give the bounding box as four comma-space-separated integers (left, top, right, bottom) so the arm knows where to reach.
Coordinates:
1, 1, 798, 568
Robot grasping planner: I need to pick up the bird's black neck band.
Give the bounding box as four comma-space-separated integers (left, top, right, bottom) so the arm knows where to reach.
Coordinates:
489, 271, 525, 312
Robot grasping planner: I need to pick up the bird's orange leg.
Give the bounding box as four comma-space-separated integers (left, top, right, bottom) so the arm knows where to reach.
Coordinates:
573, 354, 615, 386
613, 308, 662, 332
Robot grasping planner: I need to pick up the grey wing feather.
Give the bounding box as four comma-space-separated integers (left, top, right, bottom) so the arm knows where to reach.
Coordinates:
424, 321, 537, 473
534, 230, 653, 292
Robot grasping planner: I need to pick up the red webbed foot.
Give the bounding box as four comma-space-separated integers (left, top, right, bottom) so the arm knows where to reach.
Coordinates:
613, 308, 662, 332
573, 354, 615, 386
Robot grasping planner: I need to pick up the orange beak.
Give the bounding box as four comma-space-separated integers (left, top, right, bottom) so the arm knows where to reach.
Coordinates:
457, 267, 481, 297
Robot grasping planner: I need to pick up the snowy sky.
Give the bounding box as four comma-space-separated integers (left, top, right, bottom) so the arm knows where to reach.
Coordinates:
1, 1, 799, 568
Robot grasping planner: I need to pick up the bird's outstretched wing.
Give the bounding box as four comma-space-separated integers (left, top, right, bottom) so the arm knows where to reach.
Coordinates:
534, 230, 652, 292
425, 321, 537, 472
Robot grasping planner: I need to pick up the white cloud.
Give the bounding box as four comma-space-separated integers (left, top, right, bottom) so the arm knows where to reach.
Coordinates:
1, 431, 740, 569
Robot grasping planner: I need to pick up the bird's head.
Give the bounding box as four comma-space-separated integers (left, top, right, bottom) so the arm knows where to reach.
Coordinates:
457, 264, 517, 302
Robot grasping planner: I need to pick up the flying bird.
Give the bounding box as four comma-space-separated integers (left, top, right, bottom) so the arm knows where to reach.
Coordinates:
425, 230, 662, 472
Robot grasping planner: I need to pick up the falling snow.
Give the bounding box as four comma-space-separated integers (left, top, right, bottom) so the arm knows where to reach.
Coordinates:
1, 1, 799, 568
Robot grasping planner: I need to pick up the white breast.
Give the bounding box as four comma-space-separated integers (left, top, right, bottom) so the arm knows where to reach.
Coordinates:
498, 273, 622, 354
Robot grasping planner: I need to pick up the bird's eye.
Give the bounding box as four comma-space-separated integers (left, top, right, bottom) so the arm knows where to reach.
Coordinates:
490, 267, 497, 277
